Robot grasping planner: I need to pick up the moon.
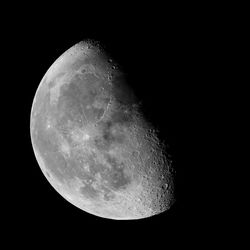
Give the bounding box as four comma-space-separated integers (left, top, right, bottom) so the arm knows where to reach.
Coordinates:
30, 41, 175, 220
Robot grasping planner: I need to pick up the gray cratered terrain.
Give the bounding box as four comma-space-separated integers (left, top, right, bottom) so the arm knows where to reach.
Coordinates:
30, 41, 175, 220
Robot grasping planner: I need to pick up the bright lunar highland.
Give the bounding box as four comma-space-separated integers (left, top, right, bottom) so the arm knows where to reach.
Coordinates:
30, 41, 175, 220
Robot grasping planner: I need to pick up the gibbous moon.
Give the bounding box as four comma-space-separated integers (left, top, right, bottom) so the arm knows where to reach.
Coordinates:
30, 40, 175, 220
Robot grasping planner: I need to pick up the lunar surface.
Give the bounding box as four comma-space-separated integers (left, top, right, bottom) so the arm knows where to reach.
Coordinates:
30, 41, 175, 220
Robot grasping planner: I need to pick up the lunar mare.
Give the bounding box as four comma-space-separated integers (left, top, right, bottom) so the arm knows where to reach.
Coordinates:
30, 41, 175, 220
